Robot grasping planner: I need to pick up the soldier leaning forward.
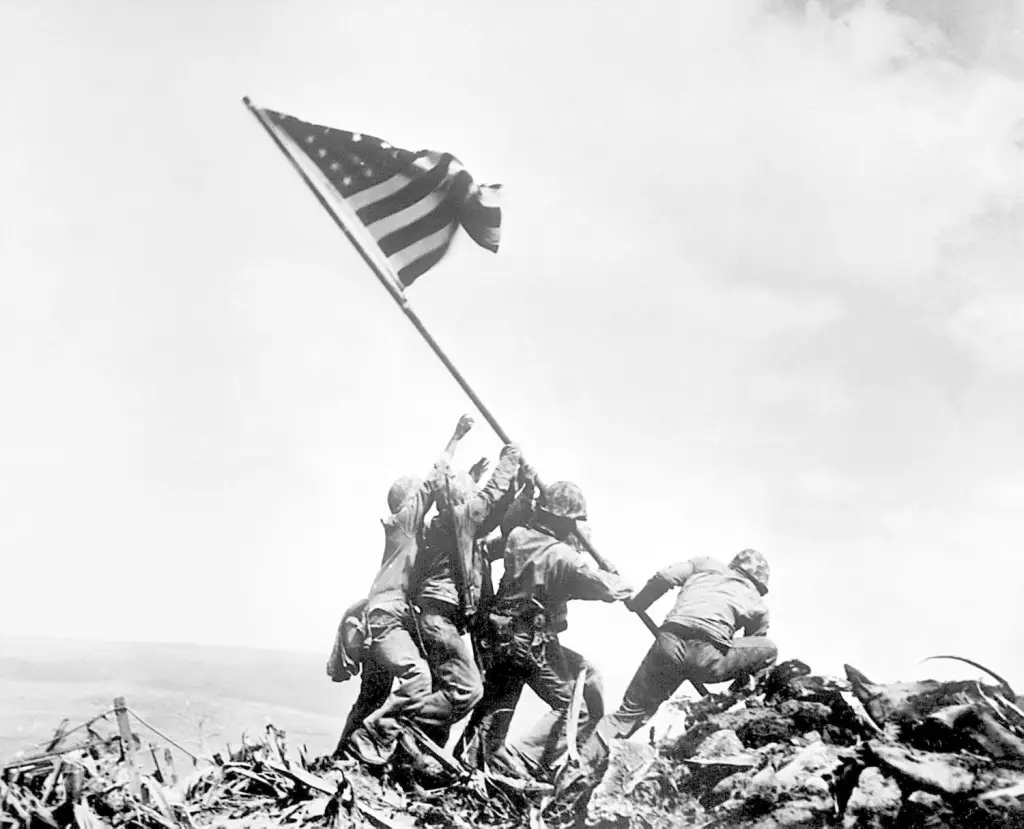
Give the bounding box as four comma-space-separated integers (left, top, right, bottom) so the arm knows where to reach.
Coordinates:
581, 549, 778, 775
456, 480, 632, 781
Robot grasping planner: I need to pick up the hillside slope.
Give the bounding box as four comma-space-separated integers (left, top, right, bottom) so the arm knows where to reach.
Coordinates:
0, 635, 355, 761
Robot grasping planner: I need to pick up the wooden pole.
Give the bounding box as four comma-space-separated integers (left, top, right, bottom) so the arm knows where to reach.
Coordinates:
149, 743, 165, 784
163, 748, 178, 785
113, 697, 141, 797
65, 765, 85, 804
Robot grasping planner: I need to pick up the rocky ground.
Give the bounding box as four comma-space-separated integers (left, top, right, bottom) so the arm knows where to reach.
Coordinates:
575, 659, 1024, 828
4, 659, 1024, 828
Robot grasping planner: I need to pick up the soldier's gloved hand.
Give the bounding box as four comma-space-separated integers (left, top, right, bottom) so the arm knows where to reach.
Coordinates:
454, 414, 474, 439
469, 456, 490, 483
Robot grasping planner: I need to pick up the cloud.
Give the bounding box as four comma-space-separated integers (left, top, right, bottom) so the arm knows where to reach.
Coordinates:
941, 205, 1024, 371
949, 293, 1024, 372
661, 3, 1024, 296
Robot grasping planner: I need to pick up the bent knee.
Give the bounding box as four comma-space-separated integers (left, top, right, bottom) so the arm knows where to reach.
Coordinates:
396, 666, 432, 699
584, 663, 604, 695
756, 638, 779, 664
451, 677, 484, 716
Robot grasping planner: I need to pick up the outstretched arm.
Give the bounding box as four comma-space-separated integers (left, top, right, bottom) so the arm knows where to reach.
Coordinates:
471, 443, 523, 534
627, 557, 719, 612
443, 414, 474, 459
396, 414, 476, 534
555, 550, 634, 603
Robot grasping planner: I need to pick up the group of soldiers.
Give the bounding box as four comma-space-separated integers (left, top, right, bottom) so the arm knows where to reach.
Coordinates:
327, 414, 780, 787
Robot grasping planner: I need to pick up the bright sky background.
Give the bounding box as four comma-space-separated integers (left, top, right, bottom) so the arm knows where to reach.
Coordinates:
2, 0, 1023, 705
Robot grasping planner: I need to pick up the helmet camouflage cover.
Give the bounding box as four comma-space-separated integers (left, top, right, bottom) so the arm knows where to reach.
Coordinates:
730, 548, 770, 595
538, 481, 588, 521
387, 475, 423, 514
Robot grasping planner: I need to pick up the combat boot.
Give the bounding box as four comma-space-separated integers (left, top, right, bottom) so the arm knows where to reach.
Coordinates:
395, 731, 455, 787
346, 716, 397, 766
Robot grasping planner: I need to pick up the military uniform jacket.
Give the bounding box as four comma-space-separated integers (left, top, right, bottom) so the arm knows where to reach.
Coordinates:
365, 458, 448, 617
415, 446, 521, 618
494, 525, 631, 634
633, 556, 770, 649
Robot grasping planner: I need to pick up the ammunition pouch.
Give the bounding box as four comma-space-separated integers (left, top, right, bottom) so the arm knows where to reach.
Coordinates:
486, 612, 515, 654
482, 599, 554, 668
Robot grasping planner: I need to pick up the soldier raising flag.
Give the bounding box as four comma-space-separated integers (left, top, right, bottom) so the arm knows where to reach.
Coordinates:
244, 99, 740, 785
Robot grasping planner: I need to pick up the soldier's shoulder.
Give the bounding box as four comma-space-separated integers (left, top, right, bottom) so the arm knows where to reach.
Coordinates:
505, 525, 564, 555
661, 556, 727, 578
700, 556, 730, 572
506, 524, 533, 543
542, 539, 579, 563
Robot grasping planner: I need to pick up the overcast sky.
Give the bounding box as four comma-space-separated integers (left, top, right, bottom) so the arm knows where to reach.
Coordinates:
2, 0, 1023, 703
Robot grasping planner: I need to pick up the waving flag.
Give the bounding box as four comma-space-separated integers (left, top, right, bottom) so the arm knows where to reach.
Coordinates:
258, 107, 501, 288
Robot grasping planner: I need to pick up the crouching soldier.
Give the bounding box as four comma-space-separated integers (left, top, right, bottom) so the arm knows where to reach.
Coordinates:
581, 549, 778, 771
344, 415, 473, 766
457, 481, 632, 780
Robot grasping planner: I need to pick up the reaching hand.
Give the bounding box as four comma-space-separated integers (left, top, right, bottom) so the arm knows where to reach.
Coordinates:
454, 414, 475, 440
469, 456, 490, 483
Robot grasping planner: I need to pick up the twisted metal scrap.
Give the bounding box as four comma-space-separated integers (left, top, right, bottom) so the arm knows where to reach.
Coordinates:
922, 655, 1016, 698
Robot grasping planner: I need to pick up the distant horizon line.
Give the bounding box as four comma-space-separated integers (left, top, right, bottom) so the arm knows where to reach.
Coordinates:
0, 632, 325, 659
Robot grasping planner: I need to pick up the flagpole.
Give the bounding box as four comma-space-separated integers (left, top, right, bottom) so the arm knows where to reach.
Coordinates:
242, 97, 514, 444
240, 98, 694, 666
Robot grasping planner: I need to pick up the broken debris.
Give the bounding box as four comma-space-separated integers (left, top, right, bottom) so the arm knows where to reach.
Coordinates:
6, 662, 1024, 829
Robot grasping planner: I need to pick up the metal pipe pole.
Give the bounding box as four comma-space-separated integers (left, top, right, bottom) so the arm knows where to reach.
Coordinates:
243, 97, 667, 643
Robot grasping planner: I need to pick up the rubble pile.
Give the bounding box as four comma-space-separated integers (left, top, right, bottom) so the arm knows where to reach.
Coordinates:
0, 717, 529, 829
582, 660, 1024, 829
7, 659, 1024, 829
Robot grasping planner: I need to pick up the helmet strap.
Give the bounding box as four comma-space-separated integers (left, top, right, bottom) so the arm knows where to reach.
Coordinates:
532, 510, 576, 542
731, 565, 768, 596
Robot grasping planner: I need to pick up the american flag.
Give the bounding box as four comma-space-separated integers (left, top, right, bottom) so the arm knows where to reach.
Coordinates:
263, 108, 501, 288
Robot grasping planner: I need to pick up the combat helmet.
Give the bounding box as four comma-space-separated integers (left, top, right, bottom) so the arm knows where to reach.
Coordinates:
730, 549, 770, 596
387, 475, 423, 514
538, 481, 588, 521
